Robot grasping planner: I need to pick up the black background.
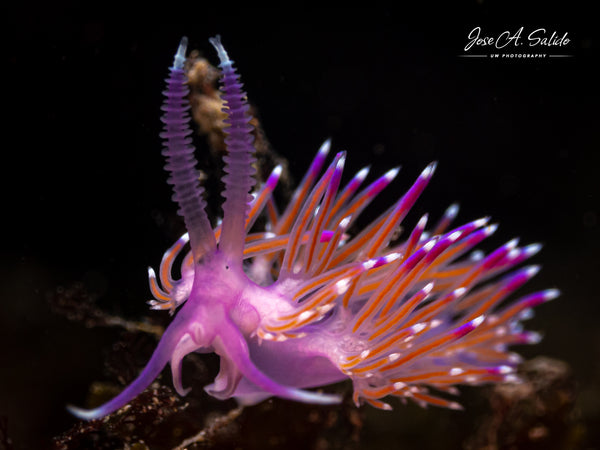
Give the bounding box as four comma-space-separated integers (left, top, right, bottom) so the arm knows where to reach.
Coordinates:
3, 4, 599, 449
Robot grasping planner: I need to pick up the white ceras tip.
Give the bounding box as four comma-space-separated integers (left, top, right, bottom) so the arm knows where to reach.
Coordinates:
417, 214, 429, 229
421, 161, 437, 179
448, 402, 464, 411
297, 310, 315, 322
445, 203, 460, 218
393, 381, 407, 390
506, 237, 520, 250
385, 166, 401, 181
271, 165, 283, 178
336, 153, 346, 171
485, 223, 499, 236
362, 253, 398, 270
449, 367, 464, 376
264, 165, 282, 189
339, 216, 352, 229
362, 259, 377, 270
384, 252, 402, 264
355, 166, 371, 181
508, 353, 523, 364
526, 331, 543, 344
430, 318, 443, 329
469, 249, 485, 261
523, 242, 543, 257
519, 308, 535, 320
472, 315, 485, 327
448, 229, 463, 242
524, 264, 541, 278
335, 278, 351, 294
497, 365, 515, 374
422, 239, 436, 252
411, 322, 427, 333
319, 139, 332, 156
543, 288, 560, 301
388, 352, 401, 362
422, 282, 435, 295
473, 216, 491, 228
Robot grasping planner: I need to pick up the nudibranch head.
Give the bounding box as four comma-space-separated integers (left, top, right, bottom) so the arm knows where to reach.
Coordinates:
68, 36, 558, 420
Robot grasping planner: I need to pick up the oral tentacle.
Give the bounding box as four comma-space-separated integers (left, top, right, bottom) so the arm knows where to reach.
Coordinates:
204, 352, 243, 399
170, 332, 202, 396
67, 318, 186, 420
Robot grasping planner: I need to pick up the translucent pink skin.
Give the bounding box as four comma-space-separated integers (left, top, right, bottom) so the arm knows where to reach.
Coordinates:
68, 37, 557, 420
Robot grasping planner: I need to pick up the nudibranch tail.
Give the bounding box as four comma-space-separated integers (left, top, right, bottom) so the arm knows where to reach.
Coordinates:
210, 35, 257, 263
161, 37, 216, 259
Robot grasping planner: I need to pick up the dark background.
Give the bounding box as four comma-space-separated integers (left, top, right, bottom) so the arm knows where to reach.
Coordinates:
3, 4, 598, 449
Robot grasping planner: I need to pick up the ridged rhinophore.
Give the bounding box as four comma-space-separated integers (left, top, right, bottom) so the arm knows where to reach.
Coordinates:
210, 36, 257, 261
160, 40, 216, 257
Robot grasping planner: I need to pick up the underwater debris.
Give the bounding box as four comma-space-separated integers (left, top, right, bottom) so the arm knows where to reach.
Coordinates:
49, 282, 164, 338
464, 357, 580, 450
52, 383, 185, 450
171, 406, 244, 450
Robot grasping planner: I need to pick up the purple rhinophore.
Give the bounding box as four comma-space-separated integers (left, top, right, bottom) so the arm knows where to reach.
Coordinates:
68, 36, 558, 420
160, 36, 216, 258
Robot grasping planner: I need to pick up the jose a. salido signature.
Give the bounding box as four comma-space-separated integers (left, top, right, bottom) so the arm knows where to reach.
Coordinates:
463, 27, 571, 57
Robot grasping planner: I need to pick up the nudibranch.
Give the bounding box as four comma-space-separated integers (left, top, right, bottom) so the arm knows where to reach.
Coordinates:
68, 36, 558, 420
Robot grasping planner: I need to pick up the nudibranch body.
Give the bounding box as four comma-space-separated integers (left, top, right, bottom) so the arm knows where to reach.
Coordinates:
68, 36, 557, 420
